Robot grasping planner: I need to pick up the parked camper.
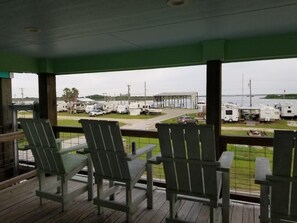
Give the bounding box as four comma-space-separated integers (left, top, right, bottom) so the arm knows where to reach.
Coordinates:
141, 104, 151, 114
102, 101, 119, 113
129, 102, 142, 116
85, 104, 96, 113
239, 107, 260, 121
117, 104, 129, 114
259, 105, 280, 122
221, 103, 239, 122
57, 102, 67, 112
197, 101, 206, 119
275, 103, 297, 119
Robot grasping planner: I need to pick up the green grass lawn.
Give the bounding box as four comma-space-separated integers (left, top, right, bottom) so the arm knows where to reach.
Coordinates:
222, 119, 297, 130
58, 119, 81, 126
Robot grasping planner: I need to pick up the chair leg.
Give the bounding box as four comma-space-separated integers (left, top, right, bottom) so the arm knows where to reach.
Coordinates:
146, 162, 153, 209
95, 177, 103, 215
146, 151, 153, 209
96, 177, 103, 214
57, 175, 61, 193
109, 180, 115, 200
38, 171, 45, 206
222, 171, 230, 223
126, 185, 132, 222
210, 206, 214, 223
259, 184, 270, 223
61, 178, 68, 212
169, 193, 179, 219
87, 155, 93, 201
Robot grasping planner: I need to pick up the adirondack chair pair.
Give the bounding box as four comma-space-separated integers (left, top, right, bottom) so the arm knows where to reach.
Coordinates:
154, 123, 234, 223
19, 118, 93, 211
255, 130, 297, 223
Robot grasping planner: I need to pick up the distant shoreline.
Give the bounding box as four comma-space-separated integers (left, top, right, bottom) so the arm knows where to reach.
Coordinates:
262, 94, 297, 99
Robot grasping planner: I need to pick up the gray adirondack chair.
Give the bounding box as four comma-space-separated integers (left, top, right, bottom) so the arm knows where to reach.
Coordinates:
255, 130, 297, 223
155, 123, 234, 223
79, 119, 156, 222
19, 118, 93, 211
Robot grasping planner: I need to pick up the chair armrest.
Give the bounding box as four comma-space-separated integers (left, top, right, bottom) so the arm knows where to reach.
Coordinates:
59, 143, 88, 155
148, 152, 162, 165
218, 151, 234, 172
56, 138, 63, 149
56, 138, 63, 144
126, 144, 156, 161
255, 157, 271, 185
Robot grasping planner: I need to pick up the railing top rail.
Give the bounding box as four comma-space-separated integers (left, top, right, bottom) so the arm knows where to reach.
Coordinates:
0, 131, 24, 142
52, 125, 273, 146
221, 135, 273, 147
52, 125, 159, 138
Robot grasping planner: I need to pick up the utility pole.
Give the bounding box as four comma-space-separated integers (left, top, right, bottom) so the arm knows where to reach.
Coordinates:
248, 79, 252, 107
144, 82, 147, 109
127, 84, 131, 104
20, 88, 24, 104
241, 73, 244, 106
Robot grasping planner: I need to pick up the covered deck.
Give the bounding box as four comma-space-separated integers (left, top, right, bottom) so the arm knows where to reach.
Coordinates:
0, 1, 296, 222
0, 176, 259, 223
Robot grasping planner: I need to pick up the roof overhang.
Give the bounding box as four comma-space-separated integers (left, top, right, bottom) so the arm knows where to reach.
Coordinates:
0, 1, 297, 74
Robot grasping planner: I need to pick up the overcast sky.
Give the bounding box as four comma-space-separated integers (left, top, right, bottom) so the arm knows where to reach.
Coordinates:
11, 58, 297, 98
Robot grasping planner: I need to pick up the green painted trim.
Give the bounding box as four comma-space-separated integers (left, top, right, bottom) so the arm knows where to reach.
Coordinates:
202, 40, 225, 61
225, 33, 297, 62
0, 72, 10, 78
53, 44, 203, 74
37, 58, 54, 73
1, 33, 297, 74
52, 32, 297, 74
0, 52, 39, 73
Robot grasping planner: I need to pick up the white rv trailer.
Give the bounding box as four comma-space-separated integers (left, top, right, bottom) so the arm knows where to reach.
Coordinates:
275, 103, 297, 118
85, 104, 96, 113
239, 106, 280, 122
128, 102, 143, 116
117, 104, 129, 114
102, 101, 119, 113
57, 102, 67, 112
259, 105, 280, 122
197, 101, 206, 119
221, 103, 239, 122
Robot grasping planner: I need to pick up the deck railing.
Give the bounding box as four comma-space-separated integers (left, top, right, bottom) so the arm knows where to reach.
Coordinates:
221, 135, 273, 203
0, 126, 274, 203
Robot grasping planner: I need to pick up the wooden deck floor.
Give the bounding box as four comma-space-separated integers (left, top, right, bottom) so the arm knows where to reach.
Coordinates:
0, 176, 260, 223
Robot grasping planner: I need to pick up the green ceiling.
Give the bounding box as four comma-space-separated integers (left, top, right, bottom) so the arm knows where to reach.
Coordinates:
0, 0, 297, 74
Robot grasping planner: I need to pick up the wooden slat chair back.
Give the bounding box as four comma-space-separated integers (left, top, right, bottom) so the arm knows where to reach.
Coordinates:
21, 118, 64, 174
268, 130, 297, 221
80, 119, 130, 182
20, 118, 92, 211
157, 123, 219, 198
156, 123, 233, 223
80, 119, 155, 222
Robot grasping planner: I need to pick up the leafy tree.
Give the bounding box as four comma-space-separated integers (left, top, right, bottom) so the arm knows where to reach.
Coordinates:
62, 87, 79, 102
